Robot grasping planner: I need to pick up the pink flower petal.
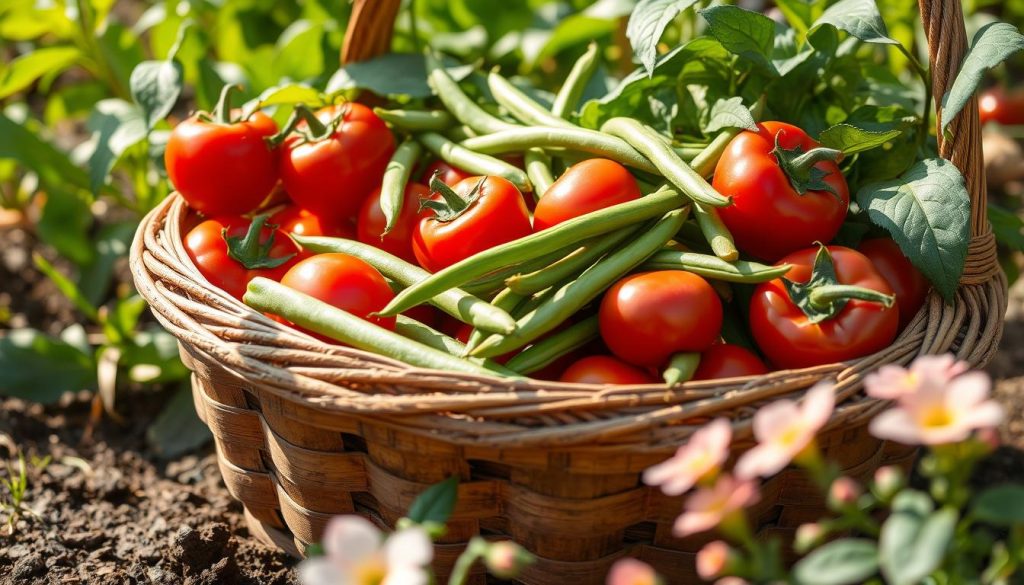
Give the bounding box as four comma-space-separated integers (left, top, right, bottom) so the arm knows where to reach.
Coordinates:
864, 365, 913, 399
606, 558, 658, 585
752, 400, 799, 442
944, 372, 991, 408
961, 401, 1005, 430
382, 566, 429, 585
869, 408, 924, 445
801, 382, 835, 432
322, 516, 381, 565
673, 510, 720, 538
734, 444, 793, 480
385, 527, 433, 568
297, 557, 346, 585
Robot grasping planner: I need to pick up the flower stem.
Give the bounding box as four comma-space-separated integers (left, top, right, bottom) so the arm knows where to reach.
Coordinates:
447, 537, 489, 585
808, 284, 894, 310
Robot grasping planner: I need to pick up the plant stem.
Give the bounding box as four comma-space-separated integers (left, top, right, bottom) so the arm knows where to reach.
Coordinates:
808, 284, 894, 309
896, 43, 932, 153
447, 537, 489, 585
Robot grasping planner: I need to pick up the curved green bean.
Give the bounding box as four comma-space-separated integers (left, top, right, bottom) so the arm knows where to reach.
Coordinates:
504, 315, 599, 375
470, 209, 689, 358
692, 202, 738, 262
663, 352, 700, 386
552, 43, 599, 119
377, 187, 687, 317
294, 235, 517, 335
374, 108, 454, 132
487, 70, 576, 129
394, 315, 517, 376
601, 117, 730, 208
464, 287, 524, 353
524, 148, 554, 199
379, 139, 422, 234
426, 54, 518, 135
461, 245, 572, 297
460, 127, 659, 174
638, 249, 791, 283
244, 278, 499, 376
505, 225, 640, 295
418, 132, 532, 193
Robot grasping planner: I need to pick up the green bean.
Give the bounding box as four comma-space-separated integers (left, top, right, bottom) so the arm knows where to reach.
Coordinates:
487, 70, 576, 130
460, 127, 659, 174
505, 225, 640, 295
524, 148, 554, 199
638, 249, 792, 283
426, 54, 518, 135
663, 352, 700, 386
692, 202, 738, 261
374, 108, 453, 132
445, 125, 478, 142
464, 287, 524, 353
394, 315, 518, 376
461, 245, 573, 297
470, 209, 688, 358
504, 316, 599, 375
601, 117, 731, 208
294, 236, 517, 334
674, 146, 704, 162
418, 132, 532, 193
552, 42, 599, 119
379, 139, 422, 234
244, 278, 500, 376
378, 187, 687, 317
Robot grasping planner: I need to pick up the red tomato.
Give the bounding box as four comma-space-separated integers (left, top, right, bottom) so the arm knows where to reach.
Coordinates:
357, 183, 431, 263
713, 121, 850, 262
404, 305, 442, 329
532, 159, 641, 231
599, 271, 723, 368
978, 88, 1024, 126
412, 176, 532, 272
857, 238, 929, 330
279, 253, 396, 332
693, 344, 769, 380
166, 110, 279, 216
422, 160, 472, 187
271, 205, 354, 239
184, 216, 301, 300
559, 355, 656, 384
750, 246, 899, 369
280, 104, 395, 224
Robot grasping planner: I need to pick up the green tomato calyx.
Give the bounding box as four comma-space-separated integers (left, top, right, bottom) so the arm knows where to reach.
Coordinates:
772, 132, 844, 198
224, 214, 296, 270
783, 245, 893, 323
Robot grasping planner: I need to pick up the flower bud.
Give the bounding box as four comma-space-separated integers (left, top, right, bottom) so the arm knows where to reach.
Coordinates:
871, 465, 904, 501
485, 541, 533, 579
794, 522, 825, 553
714, 578, 750, 585
696, 540, 738, 579
827, 476, 861, 510
978, 427, 1002, 450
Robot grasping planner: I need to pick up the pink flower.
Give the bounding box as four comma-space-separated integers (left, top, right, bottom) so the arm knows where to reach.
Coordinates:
734, 382, 834, 480
828, 476, 861, 508
673, 475, 760, 538
696, 540, 735, 580
298, 516, 433, 585
643, 418, 732, 496
606, 558, 660, 585
869, 371, 1004, 445
794, 523, 824, 553
865, 354, 967, 400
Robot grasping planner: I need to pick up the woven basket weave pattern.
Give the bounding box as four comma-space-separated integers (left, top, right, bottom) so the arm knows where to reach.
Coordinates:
129, 0, 1007, 582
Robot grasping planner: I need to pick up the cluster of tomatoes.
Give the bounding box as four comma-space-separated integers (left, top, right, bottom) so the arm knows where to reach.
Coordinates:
167, 93, 929, 385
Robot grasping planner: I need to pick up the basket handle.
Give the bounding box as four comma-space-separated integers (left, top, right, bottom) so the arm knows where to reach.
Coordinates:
342, 0, 997, 282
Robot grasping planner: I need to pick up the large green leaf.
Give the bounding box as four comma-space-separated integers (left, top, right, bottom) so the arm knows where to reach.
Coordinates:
699, 5, 778, 75
0, 46, 82, 99
855, 158, 971, 301
78, 221, 136, 306
0, 329, 96, 403
625, 0, 701, 76
0, 113, 90, 191
407, 476, 459, 525
130, 59, 183, 130
146, 384, 212, 458
810, 0, 897, 45
326, 53, 471, 99
704, 96, 757, 133
940, 22, 1024, 133
84, 99, 148, 193
37, 189, 94, 267
819, 123, 902, 155
793, 539, 879, 585
879, 490, 957, 585
972, 485, 1024, 526
272, 20, 326, 83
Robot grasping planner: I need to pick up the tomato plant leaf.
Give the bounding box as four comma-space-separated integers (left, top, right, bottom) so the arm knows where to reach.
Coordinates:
326, 53, 471, 99
704, 96, 757, 133
0, 46, 83, 99
819, 123, 902, 155
972, 485, 1024, 526
407, 476, 459, 525
84, 98, 148, 193
989, 204, 1024, 253
700, 5, 779, 75
37, 189, 95, 267
855, 158, 971, 301
0, 329, 96, 403
774, 0, 821, 36
793, 538, 880, 585
879, 490, 957, 585
625, 0, 701, 77
810, 0, 898, 45
129, 59, 183, 130
146, 384, 212, 458
940, 22, 1024, 133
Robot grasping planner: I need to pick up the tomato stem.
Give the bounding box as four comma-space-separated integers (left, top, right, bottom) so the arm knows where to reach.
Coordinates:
807, 284, 894, 311
771, 132, 843, 197
420, 172, 482, 222
223, 215, 295, 270
266, 105, 335, 148
212, 84, 242, 125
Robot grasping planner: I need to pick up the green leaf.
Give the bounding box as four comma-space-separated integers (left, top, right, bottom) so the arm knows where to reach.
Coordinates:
129, 59, 183, 130
146, 384, 212, 458
704, 97, 757, 134
879, 490, 957, 585
0, 114, 89, 191
855, 159, 971, 301
0, 46, 82, 99
122, 326, 190, 385
700, 5, 778, 75
84, 99, 147, 193
37, 189, 94, 267
249, 83, 323, 111
941, 22, 1024, 133
407, 476, 459, 525
989, 204, 1024, 253
33, 254, 100, 323
327, 53, 433, 98
78, 221, 136, 307
625, 0, 701, 76
774, 0, 820, 36
793, 538, 880, 585
819, 123, 902, 155
972, 485, 1024, 526
0, 329, 96, 402
810, 0, 898, 45
272, 20, 326, 83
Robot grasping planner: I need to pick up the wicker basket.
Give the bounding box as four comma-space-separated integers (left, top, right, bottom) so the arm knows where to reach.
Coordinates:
129, 1, 1007, 582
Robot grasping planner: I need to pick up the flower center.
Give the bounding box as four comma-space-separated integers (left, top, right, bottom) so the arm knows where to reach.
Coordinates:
919, 405, 954, 429
355, 558, 388, 585
778, 424, 804, 447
